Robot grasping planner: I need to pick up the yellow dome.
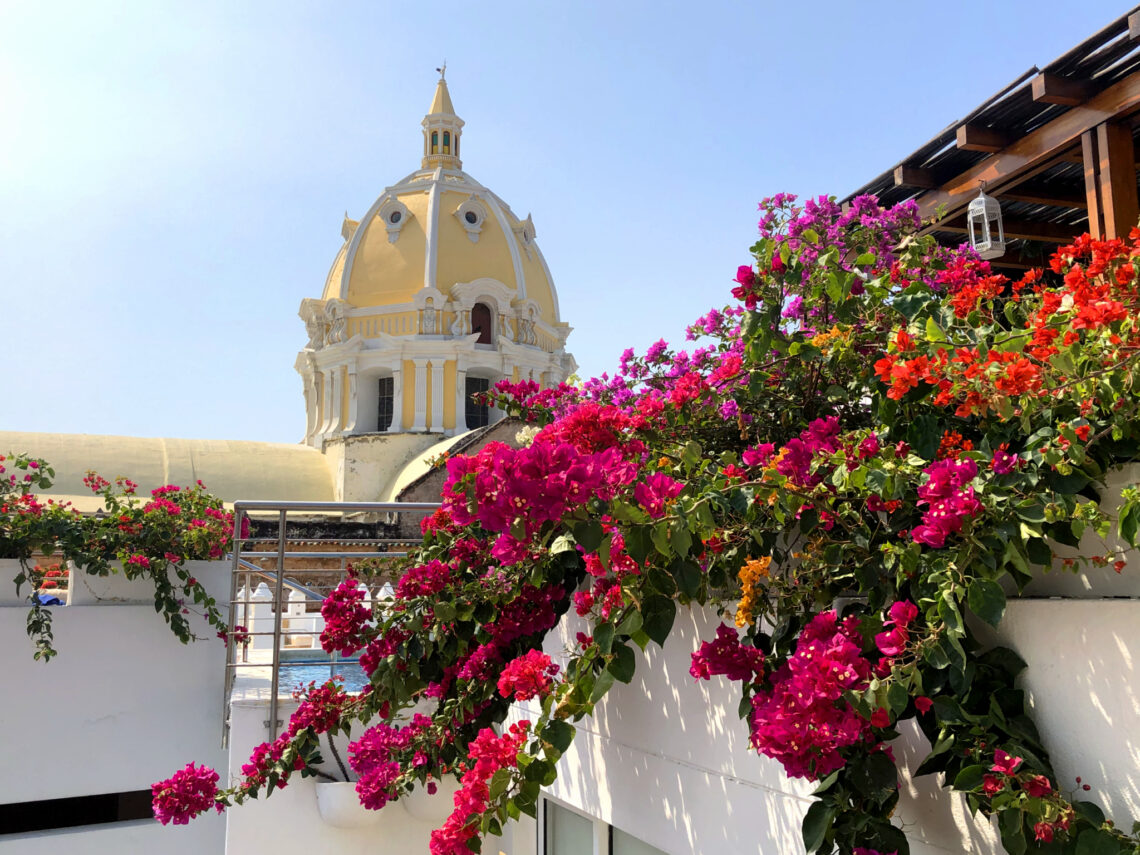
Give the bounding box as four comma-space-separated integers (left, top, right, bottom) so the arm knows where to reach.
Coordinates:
297, 75, 577, 448
320, 78, 563, 330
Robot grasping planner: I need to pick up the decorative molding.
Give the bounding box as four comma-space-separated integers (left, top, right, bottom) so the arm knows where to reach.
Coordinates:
453, 196, 488, 242
324, 299, 350, 346
299, 298, 328, 350
377, 198, 412, 243
424, 173, 442, 289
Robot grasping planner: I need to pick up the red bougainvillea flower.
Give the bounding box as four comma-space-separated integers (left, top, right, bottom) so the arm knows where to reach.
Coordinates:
151, 762, 223, 825
991, 749, 1023, 775
497, 650, 560, 701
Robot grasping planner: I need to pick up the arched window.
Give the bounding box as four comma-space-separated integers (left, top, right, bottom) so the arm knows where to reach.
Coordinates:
431, 131, 438, 154
470, 302, 493, 345
443, 131, 450, 153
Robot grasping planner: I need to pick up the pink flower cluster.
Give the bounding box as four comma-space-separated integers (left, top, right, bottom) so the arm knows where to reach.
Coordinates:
689, 623, 765, 683
497, 650, 560, 701
749, 611, 874, 780
874, 600, 919, 658
151, 762, 223, 825
348, 714, 432, 810
911, 458, 982, 549
319, 580, 371, 656
633, 471, 684, 518
442, 404, 642, 565
776, 417, 841, 486
395, 559, 451, 600
429, 721, 531, 855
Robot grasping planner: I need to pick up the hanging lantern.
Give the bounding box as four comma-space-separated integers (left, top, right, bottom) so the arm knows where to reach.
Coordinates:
966, 185, 1005, 260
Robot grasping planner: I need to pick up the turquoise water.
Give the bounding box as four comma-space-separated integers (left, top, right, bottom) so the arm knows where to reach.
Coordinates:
279, 655, 370, 693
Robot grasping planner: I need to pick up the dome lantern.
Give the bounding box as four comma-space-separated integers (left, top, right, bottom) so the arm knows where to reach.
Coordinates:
422, 66, 463, 170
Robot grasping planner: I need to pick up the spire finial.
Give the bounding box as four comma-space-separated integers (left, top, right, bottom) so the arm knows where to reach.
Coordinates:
436, 61, 446, 80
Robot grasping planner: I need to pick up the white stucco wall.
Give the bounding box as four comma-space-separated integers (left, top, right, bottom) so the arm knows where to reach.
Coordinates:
0, 559, 228, 854
516, 599, 1140, 855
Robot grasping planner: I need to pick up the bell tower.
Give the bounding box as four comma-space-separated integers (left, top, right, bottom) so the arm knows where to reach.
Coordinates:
422, 66, 463, 170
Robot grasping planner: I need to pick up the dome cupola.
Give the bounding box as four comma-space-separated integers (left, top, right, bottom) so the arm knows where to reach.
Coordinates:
296, 73, 576, 450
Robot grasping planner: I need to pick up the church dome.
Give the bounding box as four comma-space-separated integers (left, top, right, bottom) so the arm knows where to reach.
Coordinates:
322, 76, 563, 332
296, 74, 576, 449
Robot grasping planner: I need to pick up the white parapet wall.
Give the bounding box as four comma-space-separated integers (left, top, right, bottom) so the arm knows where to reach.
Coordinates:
503, 598, 1140, 855
0, 559, 229, 854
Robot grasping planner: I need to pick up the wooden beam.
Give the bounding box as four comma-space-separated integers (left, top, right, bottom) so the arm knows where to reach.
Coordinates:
1096, 121, 1139, 239
1031, 73, 1092, 107
956, 123, 1010, 152
893, 165, 937, 189
998, 185, 1088, 209
1083, 129, 1103, 236
1129, 10, 1140, 41
914, 71, 1140, 221
935, 216, 1080, 243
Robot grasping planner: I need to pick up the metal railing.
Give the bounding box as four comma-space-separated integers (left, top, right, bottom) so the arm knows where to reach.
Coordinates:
222, 500, 440, 745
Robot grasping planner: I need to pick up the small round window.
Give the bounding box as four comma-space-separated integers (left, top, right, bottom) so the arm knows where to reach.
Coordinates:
465, 211, 478, 225
389, 210, 402, 224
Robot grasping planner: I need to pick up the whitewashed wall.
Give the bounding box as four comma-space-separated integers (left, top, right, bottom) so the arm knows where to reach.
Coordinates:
0, 559, 228, 854
507, 597, 1140, 855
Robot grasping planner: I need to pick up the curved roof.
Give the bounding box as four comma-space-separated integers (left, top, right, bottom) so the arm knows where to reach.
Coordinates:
320, 78, 562, 329
0, 432, 335, 511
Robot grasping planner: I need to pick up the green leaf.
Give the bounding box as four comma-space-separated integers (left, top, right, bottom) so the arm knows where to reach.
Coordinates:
967, 578, 1006, 627
594, 622, 615, 655
669, 558, 702, 599
543, 720, 575, 753
925, 316, 947, 343
887, 681, 909, 715
801, 800, 836, 853
641, 595, 676, 647
624, 526, 652, 563
589, 669, 616, 705
1072, 800, 1105, 827
608, 643, 636, 684
488, 768, 512, 800
952, 764, 986, 792
573, 520, 603, 553
999, 809, 1027, 855
550, 535, 576, 555
616, 609, 643, 637
1075, 828, 1123, 855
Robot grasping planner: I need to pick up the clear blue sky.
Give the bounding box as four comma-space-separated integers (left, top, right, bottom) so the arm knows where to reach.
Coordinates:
1, 1, 1130, 443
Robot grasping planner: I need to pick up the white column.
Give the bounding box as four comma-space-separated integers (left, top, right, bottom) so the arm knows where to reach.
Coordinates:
455, 366, 468, 433
388, 366, 404, 433
318, 369, 334, 436
343, 366, 358, 434
430, 360, 444, 432
411, 358, 428, 432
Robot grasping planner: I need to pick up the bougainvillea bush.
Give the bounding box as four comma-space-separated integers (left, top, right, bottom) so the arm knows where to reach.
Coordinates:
2, 459, 237, 660
158, 195, 1140, 854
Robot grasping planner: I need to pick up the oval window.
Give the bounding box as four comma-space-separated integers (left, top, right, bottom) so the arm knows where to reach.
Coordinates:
389, 211, 402, 224
465, 211, 478, 225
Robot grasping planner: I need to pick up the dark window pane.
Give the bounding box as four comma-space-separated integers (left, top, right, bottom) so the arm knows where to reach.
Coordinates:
471, 302, 492, 344
465, 377, 490, 429
377, 376, 394, 432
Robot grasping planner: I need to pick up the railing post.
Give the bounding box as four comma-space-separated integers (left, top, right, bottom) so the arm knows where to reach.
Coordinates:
222, 506, 245, 748
268, 509, 288, 740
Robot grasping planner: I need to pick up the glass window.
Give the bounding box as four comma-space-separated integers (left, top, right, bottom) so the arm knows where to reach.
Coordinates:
377, 377, 394, 432
443, 131, 451, 153
465, 377, 490, 429
612, 827, 668, 855
544, 801, 592, 855
431, 131, 438, 153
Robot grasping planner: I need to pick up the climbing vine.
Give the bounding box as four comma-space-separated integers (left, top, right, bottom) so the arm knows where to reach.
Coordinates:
158, 194, 1140, 854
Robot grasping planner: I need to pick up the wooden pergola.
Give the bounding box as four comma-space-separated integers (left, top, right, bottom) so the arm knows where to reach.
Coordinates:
843, 7, 1140, 273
